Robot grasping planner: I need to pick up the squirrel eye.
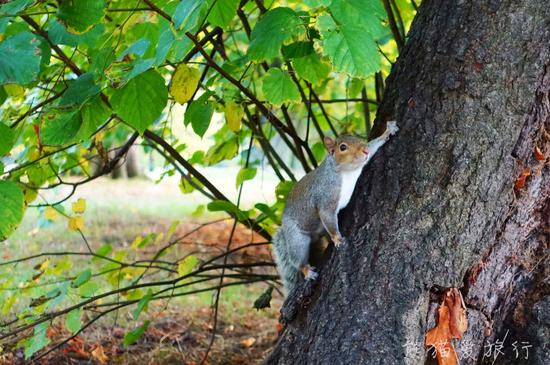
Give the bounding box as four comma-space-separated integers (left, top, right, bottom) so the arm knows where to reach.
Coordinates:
339, 143, 347, 152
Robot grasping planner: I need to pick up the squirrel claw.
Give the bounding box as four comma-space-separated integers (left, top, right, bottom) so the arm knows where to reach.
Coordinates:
387, 120, 399, 135
332, 236, 346, 248
304, 265, 318, 281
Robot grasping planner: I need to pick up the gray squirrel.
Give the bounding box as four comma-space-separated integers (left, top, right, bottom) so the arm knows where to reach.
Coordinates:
273, 121, 399, 296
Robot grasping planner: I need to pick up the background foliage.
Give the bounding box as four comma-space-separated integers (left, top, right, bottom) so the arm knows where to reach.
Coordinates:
0, 0, 417, 360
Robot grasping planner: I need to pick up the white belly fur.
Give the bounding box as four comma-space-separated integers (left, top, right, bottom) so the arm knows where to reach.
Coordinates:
337, 168, 363, 211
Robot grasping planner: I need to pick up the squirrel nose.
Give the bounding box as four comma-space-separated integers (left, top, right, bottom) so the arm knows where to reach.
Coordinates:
363, 147, 369, 156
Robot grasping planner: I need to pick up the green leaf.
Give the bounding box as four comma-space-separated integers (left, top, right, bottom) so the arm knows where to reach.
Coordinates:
0, 122, 15, 156
78, 96, 111, 140
208, 0, 239, 30
41, 110, 82, 146
255, 203, 280, 224
110, 70, 168, 134
79, 281, 100, 297
184, 97, 214, 138
173, 0, 208, 32
57, 0, 106, 34
248, 7, 304, 61
133, 289, 153, 320
207, 200, 248, 220
65, 308, 82, 334
275, 181, 295, 201
204, 137, 239, 165
0, 180, 24, 240
59, 73, 100, 106
293, 52, 331, 85
236, 167, 257, 187
282, 41, 314, 59
318, 14, 380, 78
94, 243, 112, 260
118, 38, 151, 60
123, 320, 150, 347
177, 255, 199, 277
0, 0, 34, 16
261, 69, 301, 106
0, 32, 42, 85
71, 269, 92, 288
329, 0, 386, 39
0, 86, 7, 106
23, 322, 49, 359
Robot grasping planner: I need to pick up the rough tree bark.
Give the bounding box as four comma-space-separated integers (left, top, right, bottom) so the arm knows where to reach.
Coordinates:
268, 1, 549, 364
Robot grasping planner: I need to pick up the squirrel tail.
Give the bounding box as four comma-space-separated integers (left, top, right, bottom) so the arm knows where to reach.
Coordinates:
272, 230, 304, 296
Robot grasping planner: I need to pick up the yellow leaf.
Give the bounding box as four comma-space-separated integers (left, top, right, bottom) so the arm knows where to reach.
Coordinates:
177, 255, 199, 276
68, 216, 85, 231
44, 207, 58, 221
169, 64, 200, 104
225, 101, 243, 132
130, 235, 143, 250
4, 84, 25, 98
72, 198, 86, 214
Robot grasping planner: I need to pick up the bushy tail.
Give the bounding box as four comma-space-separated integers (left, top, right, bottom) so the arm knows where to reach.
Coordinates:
272, 230, 303, 296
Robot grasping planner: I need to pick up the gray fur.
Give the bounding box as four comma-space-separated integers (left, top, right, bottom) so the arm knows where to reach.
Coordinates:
273, 123, 398, 296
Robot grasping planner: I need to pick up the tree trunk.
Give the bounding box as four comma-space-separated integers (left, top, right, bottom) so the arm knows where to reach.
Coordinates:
125, 146, 142, 178
268, 1, 550, 364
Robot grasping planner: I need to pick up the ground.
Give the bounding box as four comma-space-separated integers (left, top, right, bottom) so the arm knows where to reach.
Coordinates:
1, 177, 282, 364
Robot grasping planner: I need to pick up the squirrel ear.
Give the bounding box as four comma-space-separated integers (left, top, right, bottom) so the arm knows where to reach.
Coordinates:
324, 137, 335, 153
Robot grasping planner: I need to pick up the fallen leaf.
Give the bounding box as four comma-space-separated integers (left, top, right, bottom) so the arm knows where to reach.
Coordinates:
514, 168, 531, 191
534, 146, 545, 161
240, 337, 256, 348
425, 288, 468, 365
91, 344, 108, 364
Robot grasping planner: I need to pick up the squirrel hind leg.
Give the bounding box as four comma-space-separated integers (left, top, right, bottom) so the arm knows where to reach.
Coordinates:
273, 225, 312, 296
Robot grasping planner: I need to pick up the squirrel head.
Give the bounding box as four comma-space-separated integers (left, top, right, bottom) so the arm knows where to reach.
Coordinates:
324, 135, 369, 171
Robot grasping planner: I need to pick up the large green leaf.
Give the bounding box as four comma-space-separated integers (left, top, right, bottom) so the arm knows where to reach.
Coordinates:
0, 32, 42, 85
318, 15, 380, 78
173, 0, 208, 32
110, 70, 168, 134
41, 110, 82, 146
208, 0, 239, 30
248, 7, 304, 61
293, 52, 331, 85
261, 69, 300, 106
57, 0, 106, 34
59, 73, 100, 106
0, 122, 15, 156
0, 180, 24, 241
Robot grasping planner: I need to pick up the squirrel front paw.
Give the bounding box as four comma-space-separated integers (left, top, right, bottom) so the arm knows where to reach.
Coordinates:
387, 121, 399, 135
332, 234, 345, 248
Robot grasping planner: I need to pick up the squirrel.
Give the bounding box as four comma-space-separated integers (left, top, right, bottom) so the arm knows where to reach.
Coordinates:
273, 121, 399, 296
